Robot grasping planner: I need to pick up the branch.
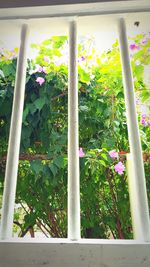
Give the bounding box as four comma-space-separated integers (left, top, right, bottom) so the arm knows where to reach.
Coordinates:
0, 154, 50, 162
51, 91, 67, 101
36, 221, 49, 237
106, 168, 125, 239
20, 201, 50, 237
0, 152, 149, 163
119, 151, 150, 163
20, 225, 34, 238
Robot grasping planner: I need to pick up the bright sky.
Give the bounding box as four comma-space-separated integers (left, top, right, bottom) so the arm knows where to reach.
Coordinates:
0, 17, 149, 114
0, 26, 117, 56
0, 15, 150, 56
0, 18, 150, 83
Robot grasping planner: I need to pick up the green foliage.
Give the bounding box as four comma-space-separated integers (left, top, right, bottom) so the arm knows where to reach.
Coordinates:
0, 34, 150, 238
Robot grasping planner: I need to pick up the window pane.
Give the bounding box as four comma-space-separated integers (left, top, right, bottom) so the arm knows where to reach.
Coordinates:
0, 21, 68, 237
78, 32, 132, 239
128, 21, 150, 224
0, 15, 149, 239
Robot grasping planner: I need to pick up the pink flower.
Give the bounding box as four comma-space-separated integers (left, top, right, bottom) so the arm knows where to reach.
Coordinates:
44, 56, 50, 63
141, 38, 148, 44
42, 67, 47, 74
34, 65, 47, 74
141, 118, 147, 126
114, 161, 125, 175
140, 114, 150, 126
79, 147, 85, 158
142, 114, 147, 119
9, 50, 17, 60
78, 56, 86, 63
36, 77, 45, 86
109, 150, 118, 159
129, 44, 139, 50
35, 65, 43, 73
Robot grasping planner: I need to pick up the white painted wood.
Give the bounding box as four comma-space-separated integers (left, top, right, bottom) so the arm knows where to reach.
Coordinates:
0, 24, 29, 239
126, 154, 143, 240
0, 1, 150, 20
0, 12, 150, 38
68, 19, 80, 240
0, 239, 150, 267
0, 0, 130, 9
118, 18, 150, 241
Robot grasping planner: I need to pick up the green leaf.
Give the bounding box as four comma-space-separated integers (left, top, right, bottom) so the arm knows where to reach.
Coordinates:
23, 106, 29, 122
97, 98, 104, 103
104, 119, 110, 128
42, 39, 52, 46
99, 160, 106, 167
53, 156, 64, 169
79, 68, 91, 84
30, 161, 43, 174
101, 153, 108, 161
28, 103, 37, 114
2, 64, 16, 77
80, 105, 89, 112
0, 90, 7, 100
113, 120, 120, 127
0, 70, 4, 78
49, 163, 58, 176
34, 98, 46, 111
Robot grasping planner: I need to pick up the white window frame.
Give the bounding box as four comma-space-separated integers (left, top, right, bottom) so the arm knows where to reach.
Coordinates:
0, 1, 150, 266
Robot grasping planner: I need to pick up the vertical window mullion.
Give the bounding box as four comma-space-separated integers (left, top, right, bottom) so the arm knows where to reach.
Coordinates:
0, 24, 29, 239
68, 19, 80, 240
118, 18, 150, 242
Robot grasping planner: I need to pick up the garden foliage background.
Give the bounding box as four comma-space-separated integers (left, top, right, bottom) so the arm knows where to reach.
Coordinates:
0, 33, 150, 238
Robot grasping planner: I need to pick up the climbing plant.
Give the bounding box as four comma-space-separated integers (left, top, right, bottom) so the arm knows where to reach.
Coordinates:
0, 33, 150, 238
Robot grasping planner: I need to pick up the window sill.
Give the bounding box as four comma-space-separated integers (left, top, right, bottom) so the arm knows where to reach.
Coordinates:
0, 238, 150, 267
